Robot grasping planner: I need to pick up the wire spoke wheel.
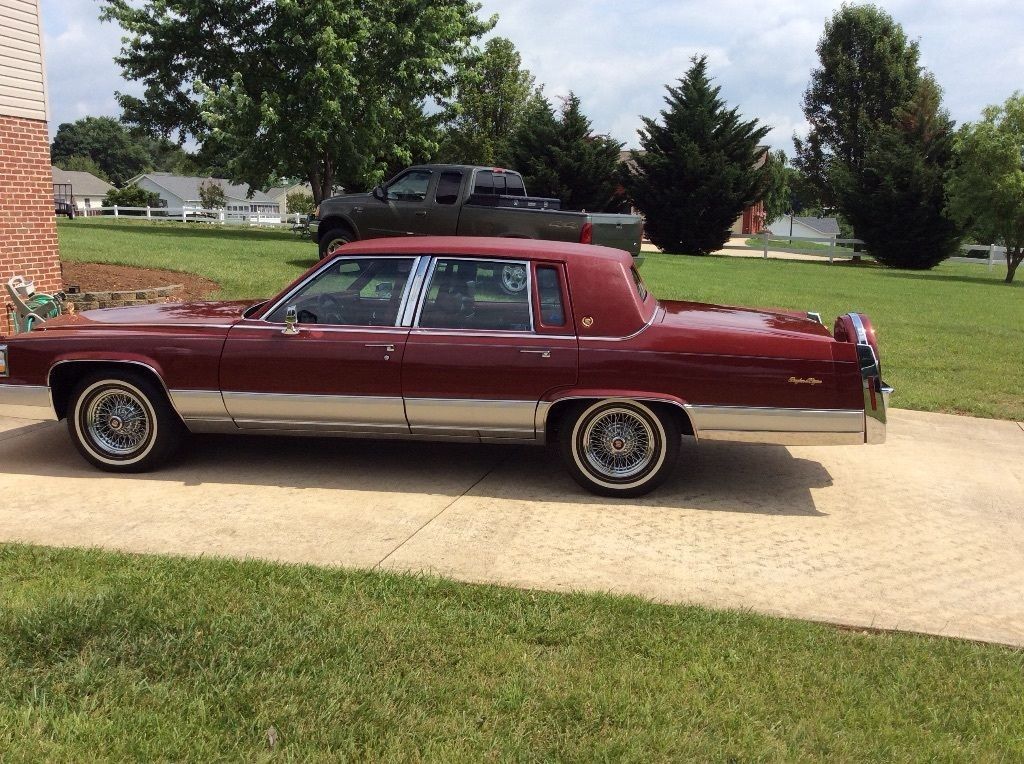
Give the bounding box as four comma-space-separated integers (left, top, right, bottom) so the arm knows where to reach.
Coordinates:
581, 407, 656, 480
85, 388, 152, 457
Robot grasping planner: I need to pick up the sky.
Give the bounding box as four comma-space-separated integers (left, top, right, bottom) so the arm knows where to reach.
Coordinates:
40, 0, 1024, 154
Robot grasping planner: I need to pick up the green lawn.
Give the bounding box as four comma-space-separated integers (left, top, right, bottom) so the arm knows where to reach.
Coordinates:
1, 544, 1022, 761
57, 218, 317, 300
56, 218, 1024, 420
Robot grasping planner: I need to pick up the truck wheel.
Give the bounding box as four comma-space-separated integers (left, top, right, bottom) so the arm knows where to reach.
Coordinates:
67, 371, 185, 473
559, 400, 680, 497
318, 226, 355, 260
499, 263, 528, 294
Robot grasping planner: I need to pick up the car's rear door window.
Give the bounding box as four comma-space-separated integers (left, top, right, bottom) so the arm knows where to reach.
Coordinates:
417, 258, 532, 332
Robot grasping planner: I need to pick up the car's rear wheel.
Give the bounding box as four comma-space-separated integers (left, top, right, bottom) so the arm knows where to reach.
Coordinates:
559, 400, 680, 497
318, 226, 355, 260
67, 371, 184, 472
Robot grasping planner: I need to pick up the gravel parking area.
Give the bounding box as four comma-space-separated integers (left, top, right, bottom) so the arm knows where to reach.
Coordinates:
1, 408, 1022, 645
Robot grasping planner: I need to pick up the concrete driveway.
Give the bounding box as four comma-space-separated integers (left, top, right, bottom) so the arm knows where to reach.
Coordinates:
1, 409, 1022, 646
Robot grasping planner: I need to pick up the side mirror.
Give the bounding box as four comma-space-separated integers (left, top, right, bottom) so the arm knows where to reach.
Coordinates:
372, 185, 387, 202
282, 306, 300, 335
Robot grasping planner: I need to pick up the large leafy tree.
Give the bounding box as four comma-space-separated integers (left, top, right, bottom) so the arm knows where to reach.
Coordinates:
505, 92, 623, 211
947, 93, 1024, 284
794, 5, 921, 206
834, 75, 962, 269
437, 37, 536, 165
50, 116, 152, 185
101, 0, 493, 203
624, 56, 769, 255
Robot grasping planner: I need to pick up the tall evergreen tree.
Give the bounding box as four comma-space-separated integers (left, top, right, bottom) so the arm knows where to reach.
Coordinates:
625, 56, 769, 255
834, 75, 962, 269
549, 94, 624, 211
794, 5, 921, 206
506, 92, 623, 211
505, 92, 560, 196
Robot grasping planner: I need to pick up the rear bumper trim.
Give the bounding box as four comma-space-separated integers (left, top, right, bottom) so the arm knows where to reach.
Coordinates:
0, 384, 57, 420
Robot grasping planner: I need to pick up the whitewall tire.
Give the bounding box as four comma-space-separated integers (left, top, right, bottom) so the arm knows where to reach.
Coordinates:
67, 372, 185, 473
559, 399, 680, 497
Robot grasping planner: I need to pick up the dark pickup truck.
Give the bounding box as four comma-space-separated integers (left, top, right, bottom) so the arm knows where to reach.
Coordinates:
311, 164, 644, 261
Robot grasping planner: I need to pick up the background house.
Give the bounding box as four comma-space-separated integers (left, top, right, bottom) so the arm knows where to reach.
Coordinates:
51, 166, 114, 214
268, 182, 313, 213
767, 215, 841, 240
128, 173, 283, 221
0, 0, 62, 335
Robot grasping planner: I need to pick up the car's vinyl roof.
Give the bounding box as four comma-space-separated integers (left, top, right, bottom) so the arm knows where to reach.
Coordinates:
337, 236, 631, 264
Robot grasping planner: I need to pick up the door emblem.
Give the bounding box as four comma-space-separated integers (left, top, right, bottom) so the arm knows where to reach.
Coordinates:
581, 316, 594, 328
788, 376, 823, 385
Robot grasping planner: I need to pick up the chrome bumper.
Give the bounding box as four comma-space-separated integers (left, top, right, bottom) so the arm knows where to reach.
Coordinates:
865, 378, 892, 444
308, 217, 319, 238
0, 384, 57, 420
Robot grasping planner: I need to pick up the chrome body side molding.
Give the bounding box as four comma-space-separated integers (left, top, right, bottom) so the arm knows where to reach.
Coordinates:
221, 391, 409, 432
686, 404, 866, 446
0, 384, 57, 420
405, 397, 538, 439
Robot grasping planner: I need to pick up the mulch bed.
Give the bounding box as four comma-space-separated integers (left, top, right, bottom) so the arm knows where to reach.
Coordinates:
61, 262, 220, 302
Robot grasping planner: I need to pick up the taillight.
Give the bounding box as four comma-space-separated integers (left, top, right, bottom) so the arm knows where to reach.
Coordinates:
580, 221, 593, 245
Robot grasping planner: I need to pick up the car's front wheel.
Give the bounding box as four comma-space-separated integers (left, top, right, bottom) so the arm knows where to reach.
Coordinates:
67, 372, 185, 472
559, 400, 680, 497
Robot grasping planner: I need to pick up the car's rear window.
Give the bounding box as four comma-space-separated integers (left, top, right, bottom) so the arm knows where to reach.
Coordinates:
630, 267, 649, 301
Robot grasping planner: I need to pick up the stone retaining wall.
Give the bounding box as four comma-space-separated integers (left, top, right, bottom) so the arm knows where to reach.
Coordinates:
66, 285, 182, 312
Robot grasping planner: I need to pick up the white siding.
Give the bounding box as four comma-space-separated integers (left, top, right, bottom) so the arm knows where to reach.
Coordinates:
0, 0, 46, 121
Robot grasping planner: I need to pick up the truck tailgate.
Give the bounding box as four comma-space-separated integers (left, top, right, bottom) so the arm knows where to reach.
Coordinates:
587, 213, 643, 257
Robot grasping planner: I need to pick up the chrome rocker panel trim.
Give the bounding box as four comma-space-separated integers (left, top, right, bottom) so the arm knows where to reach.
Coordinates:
0, 384, 57, 420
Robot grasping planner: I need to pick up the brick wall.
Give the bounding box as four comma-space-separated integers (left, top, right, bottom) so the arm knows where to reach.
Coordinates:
0, 115, 62, 336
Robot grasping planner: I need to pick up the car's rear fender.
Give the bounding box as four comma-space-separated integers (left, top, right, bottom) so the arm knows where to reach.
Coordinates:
540, 390, 695, 443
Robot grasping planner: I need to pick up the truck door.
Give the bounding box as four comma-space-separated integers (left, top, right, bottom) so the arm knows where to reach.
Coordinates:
363, 168, 435, 237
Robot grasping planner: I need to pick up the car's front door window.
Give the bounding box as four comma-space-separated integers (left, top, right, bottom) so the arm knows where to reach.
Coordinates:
267, 257, 416, 327
417, 258, 533, 332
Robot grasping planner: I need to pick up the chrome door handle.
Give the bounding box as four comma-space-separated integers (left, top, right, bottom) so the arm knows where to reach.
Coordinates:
365, 343, 396, 352
520, 349, 551, 358
352, 206, 363, 213
414, 211, 427, 217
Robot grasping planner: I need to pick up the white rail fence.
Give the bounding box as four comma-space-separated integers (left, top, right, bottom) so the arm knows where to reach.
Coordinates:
83, 205, 307, 228
733, 232, 1008, 267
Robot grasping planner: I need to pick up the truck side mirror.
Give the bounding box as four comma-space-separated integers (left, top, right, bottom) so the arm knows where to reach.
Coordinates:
372, 185, 386, 202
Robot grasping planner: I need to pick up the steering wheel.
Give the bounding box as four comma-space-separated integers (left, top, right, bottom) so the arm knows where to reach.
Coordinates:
316, 293, 346, 325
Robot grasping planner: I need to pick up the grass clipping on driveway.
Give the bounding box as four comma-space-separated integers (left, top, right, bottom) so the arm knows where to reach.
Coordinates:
1, 545, 1022, 760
